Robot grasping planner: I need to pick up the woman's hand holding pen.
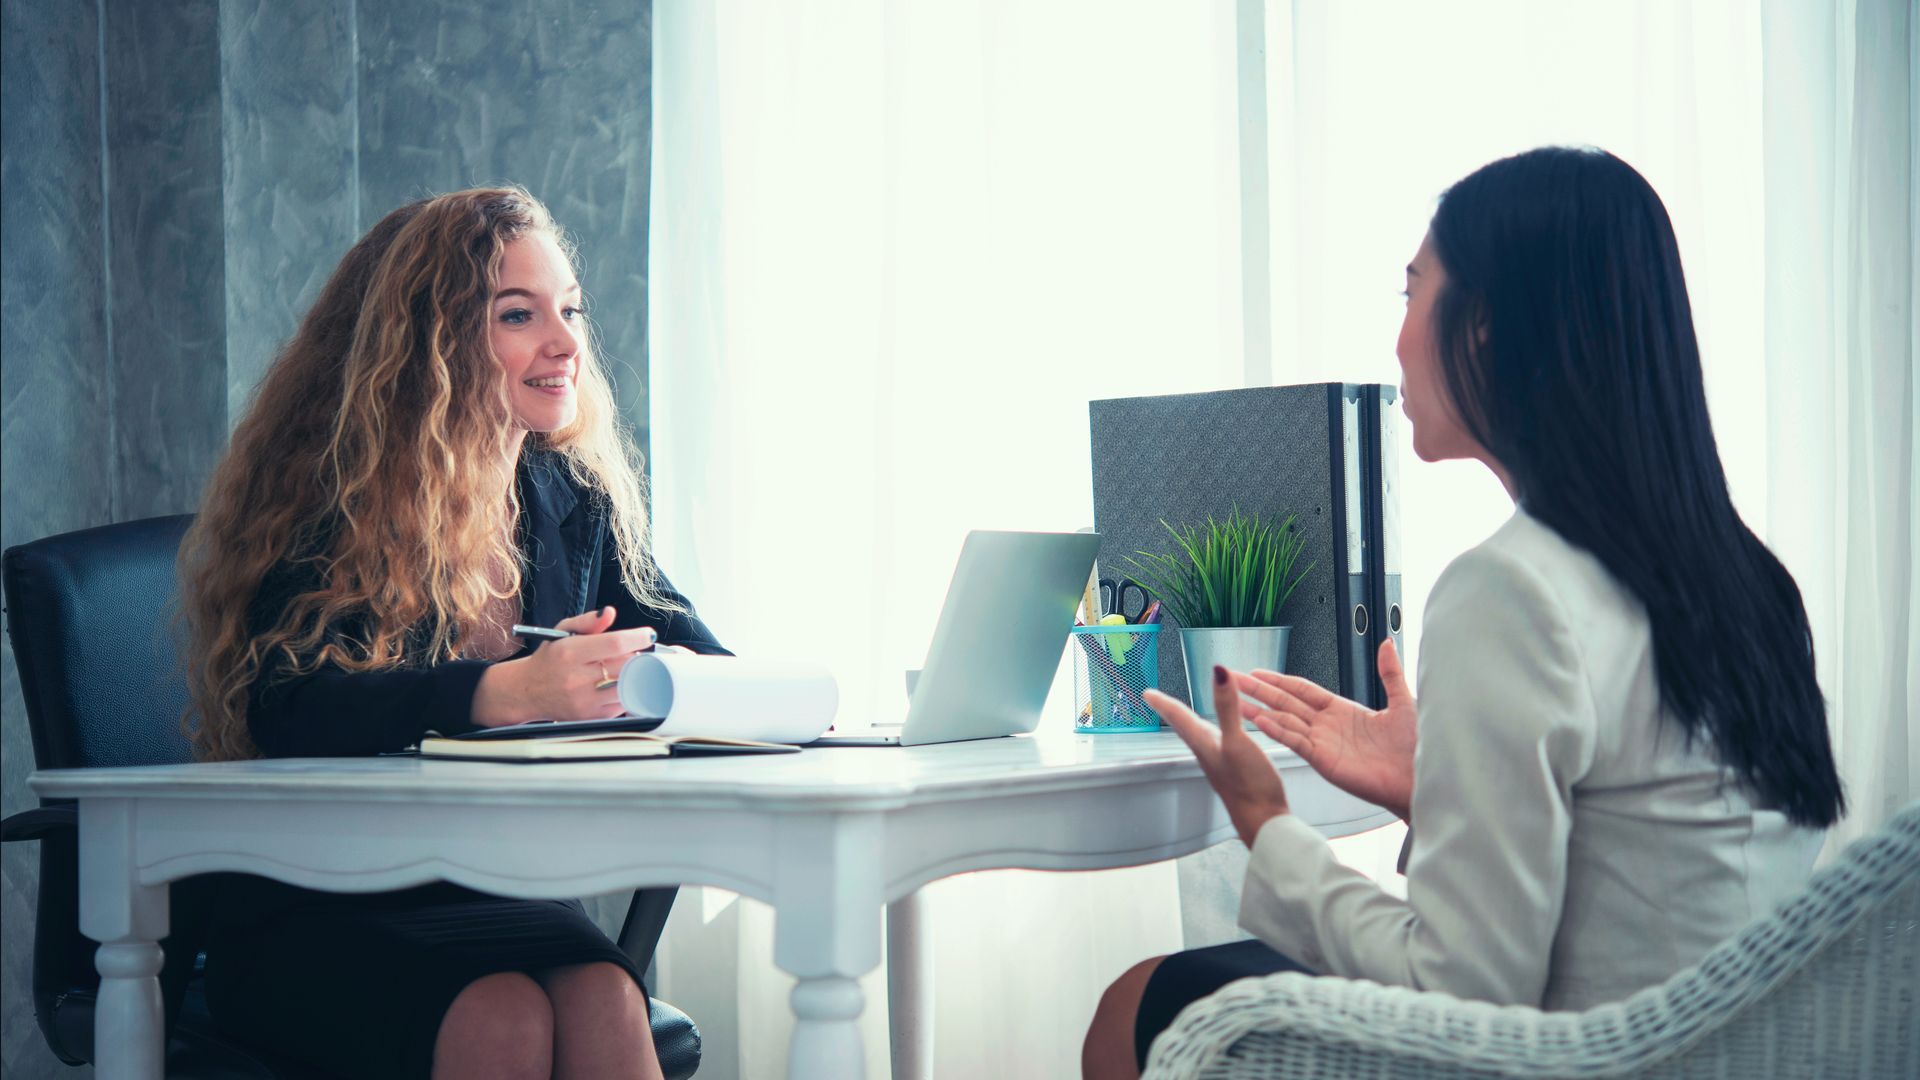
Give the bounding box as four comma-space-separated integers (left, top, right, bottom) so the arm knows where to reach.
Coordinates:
1233, 638, 1418, 821
1146, 665, 1292, 848
470, 606, 659, 727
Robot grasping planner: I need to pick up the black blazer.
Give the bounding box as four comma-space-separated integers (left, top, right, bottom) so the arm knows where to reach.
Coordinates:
245, 449, 730, 757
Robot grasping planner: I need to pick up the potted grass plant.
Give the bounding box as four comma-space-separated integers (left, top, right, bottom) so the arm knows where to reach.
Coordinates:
1123, 507, 1313, 721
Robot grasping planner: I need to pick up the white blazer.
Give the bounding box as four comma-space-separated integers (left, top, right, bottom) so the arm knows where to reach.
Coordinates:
1239, 506, 1824, 1010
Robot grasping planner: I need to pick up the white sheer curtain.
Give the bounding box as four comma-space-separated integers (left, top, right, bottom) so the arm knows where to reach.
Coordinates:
649, 3, 1241, 1076
648, 1, 1915, 1075
1759, 0, 1916, 852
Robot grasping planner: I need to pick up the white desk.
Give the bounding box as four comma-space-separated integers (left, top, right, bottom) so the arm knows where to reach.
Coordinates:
33, 729, 1391, 1080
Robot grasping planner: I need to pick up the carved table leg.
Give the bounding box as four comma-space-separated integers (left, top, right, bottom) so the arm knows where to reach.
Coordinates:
791, 975, 868, 1074
80, 799, 169, 1080
774, 813, 884, 1080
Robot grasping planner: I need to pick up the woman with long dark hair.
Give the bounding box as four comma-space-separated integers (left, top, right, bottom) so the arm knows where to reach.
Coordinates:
182, 187, 727, 1078
1082, 147, 1845, 1079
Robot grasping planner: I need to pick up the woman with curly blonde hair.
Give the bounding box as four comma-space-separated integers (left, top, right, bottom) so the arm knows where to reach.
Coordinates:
181, 187, 725, 1079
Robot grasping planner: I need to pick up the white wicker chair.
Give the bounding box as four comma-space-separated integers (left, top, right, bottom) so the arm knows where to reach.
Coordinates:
1144, 802, 1919, 1079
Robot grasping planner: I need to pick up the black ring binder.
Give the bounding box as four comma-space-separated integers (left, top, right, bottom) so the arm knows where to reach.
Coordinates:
1089, 382, 1402, 710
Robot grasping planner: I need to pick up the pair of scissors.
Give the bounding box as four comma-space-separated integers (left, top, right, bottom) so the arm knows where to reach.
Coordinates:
1098, 577, 1150, 623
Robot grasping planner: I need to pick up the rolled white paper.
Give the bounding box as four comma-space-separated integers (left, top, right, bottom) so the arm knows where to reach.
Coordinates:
617, 652, 840, 744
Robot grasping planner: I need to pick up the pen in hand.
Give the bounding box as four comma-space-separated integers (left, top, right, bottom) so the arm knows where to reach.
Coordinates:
516, 622, 677, 652
512, 623, 636, 689
514, 621, 675, 690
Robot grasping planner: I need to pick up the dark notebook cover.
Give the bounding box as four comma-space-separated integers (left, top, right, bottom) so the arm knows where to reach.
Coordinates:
450, 716, 666, 741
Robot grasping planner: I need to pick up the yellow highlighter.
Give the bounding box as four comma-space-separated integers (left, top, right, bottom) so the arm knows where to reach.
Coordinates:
1100, 612, 1132, 665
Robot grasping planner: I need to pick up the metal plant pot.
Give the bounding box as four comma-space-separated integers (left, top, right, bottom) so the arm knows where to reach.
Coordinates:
1178, 625, 1292, 721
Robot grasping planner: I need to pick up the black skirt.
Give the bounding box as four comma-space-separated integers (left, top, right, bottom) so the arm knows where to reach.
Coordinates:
1134, 938, 1313, 1070
203, 878, 646, 1079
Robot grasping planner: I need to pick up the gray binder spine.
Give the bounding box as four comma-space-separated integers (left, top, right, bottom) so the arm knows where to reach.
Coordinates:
1330, 385, 1372, 707
1363, 386, 1403, 706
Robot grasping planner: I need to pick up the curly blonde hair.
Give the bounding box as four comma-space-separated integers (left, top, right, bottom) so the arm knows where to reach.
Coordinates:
181, 187, 673, 761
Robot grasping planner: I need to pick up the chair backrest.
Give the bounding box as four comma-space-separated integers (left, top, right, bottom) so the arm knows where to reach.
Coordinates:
4, 514, 198, 769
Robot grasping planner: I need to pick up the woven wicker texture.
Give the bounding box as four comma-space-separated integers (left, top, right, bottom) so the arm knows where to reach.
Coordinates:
1144, 803, 1920, 1079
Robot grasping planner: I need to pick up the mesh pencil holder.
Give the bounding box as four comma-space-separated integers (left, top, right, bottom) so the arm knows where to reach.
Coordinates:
1072, 624, 1162, 732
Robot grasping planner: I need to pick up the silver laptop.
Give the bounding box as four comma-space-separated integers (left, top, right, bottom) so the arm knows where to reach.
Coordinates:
808, 530, 1100, 747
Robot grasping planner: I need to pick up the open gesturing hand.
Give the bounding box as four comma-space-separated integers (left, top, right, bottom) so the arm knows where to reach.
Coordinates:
1145, 664, 1291, 848
1233, 638, 1417, 820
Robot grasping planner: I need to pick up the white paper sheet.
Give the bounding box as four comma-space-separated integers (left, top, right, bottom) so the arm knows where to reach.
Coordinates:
617, 652, 840, 743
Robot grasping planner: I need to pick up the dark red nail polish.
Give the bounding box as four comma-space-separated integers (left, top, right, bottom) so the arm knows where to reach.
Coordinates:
1213, 664, 1228, 685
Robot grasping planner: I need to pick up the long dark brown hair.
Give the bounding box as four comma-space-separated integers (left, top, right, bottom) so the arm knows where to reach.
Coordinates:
1428, 148, 1843, 828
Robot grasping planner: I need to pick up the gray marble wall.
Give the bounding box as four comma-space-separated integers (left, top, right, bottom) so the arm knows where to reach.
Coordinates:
106, 0, 229, 523
218, 0, 359, 417
1, 3, 652, 1075
2, 5, 111, 1068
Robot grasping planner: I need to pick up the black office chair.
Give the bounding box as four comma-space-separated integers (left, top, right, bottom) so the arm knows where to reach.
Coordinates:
1, 516, 700, 1078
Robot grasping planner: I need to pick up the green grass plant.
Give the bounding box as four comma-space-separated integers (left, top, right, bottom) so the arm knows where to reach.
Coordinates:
1122, 507, 1313, 629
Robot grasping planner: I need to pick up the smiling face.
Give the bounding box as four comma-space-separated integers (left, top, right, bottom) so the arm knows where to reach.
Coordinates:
490, 232, 585, 442
1396, 231, 1486, 465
